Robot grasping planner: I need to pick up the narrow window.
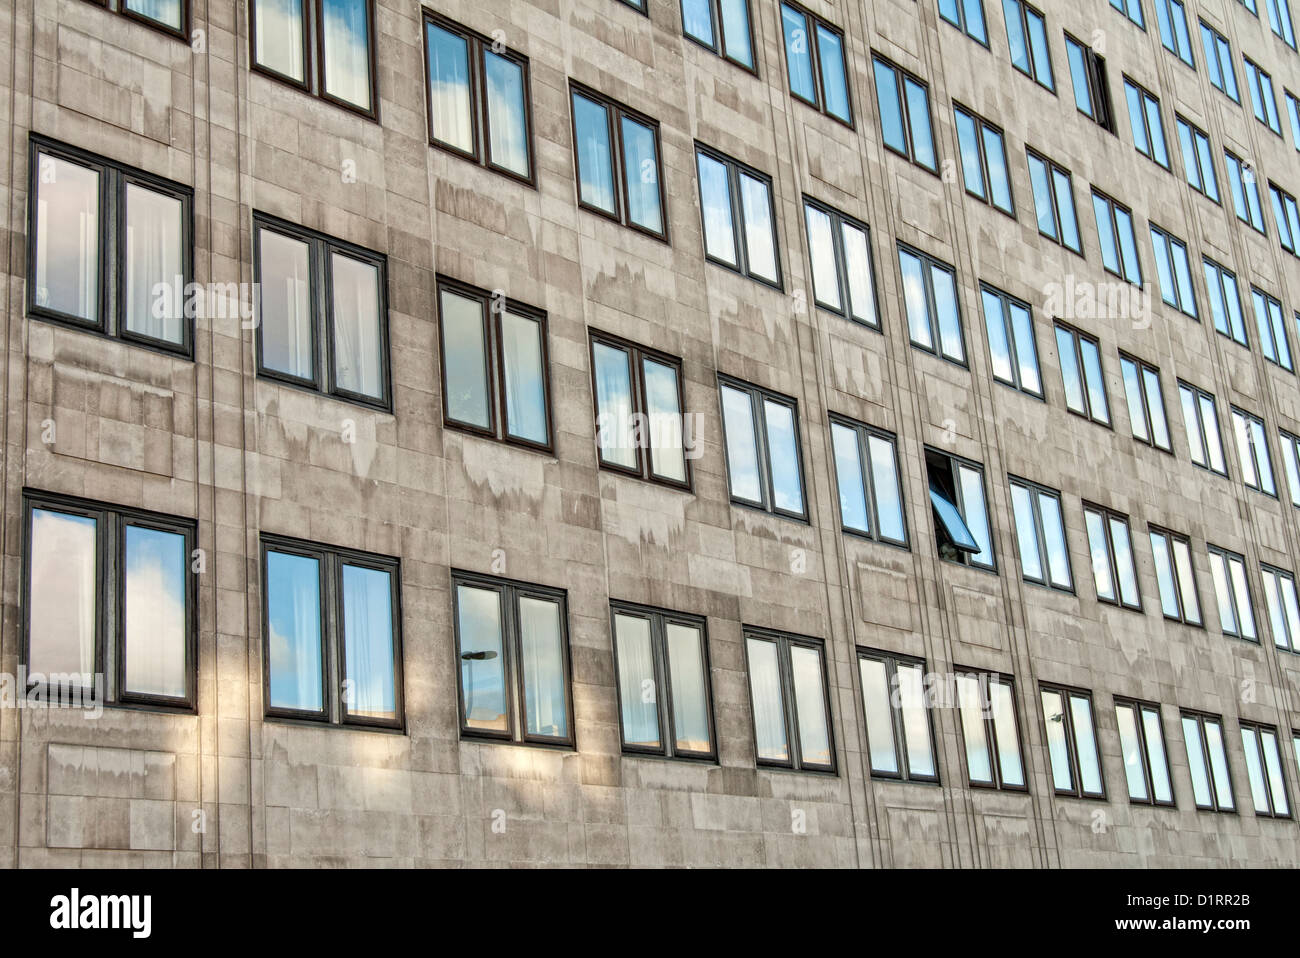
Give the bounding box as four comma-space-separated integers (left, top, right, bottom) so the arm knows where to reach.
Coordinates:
1199, 20, 1239, 102
1178, 381, 1228, 476
1240, 722, 1291, 817
1148, 527, 1202, 624
1260, 564, 1300, 652
955, 671, 1026, 789
1231, 406, 1276, 496
1041, 685, 1106, 798
570, 85, 665, 237
1208, 544, 1257, 641
1008, 476, 1073, 591
1092, 190, 1142, 284
803, 197, 879, 326
1115, 699, 1175, 805
1269, 180, 1300, 254
858, 650, 938, 782
1119, 353, 1171, 451
1287, 89, 1300, 151
1027, 150, 1082, 252
1176, 117, 1220, 202
872, 56, 938, 173
1084, 502, 1141, 610
829, 416, 907, 544
780, 3, 852, 124
1225, 151, 1265, 231
1055, 323, 1110, 426
745, 629, 834, 772
1066, 35, 1116, 132
1181, 711, 1235, 812
1244, 57, 1282, 135
590, 334, 690, 487
981, 283, 1042, 397
1148, 224, 1198, 319
1203, 257, 1248, 346
1124, 78, 1169, 167
1154, 0, 1195, 66
1109, 0, 1145, 28
926, 449, 995, 570
1278, 429, 1300, 507
1251, 287, 1293, 370
898, 244, 966, 364
1266, 0, 1297, 47
695, 144, 781, 286
939, 0, 989, 44
1003, 0, 1055, 91
718, 376, 807, 520
251, 0, 377, 117
680, 0, 755, 70
954, 104, 1015, 214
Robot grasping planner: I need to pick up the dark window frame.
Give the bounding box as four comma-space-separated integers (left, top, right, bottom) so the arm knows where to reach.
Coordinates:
802, 195, 881, 328
1083, 500, 1143, 612
1007, 474, 1074, 592
778, 1, 854, 126
954, 669, 1027, 791
980, 282, 1044, 399
1250, 285, 1293, 371
679, 0, 759, 73
1176, 115, 1220, 203
925, 447, 997, 572
1199, 19, 1239, 103
717, 374, 809, 521
1091, 188, 1143, 285
1040, 683, 1108, 800
1147, 524, 1203, 625
1113, 696, 1177, 807
743, 627, 836, 774
1026, 148, 1083, 254
1260, 562, 1300, 653
1004, 0, 1056, 91
857, 648, 941, 784
1123, 75, 1169, 168
1054, 321, 1111, 428
939, 0, 991, 47
694, 142, 784, 289
1154, 0, 1196, 67
1178, 379, 1229, 477
897, 242, 968, 367
1119, 351, 1173, 453
1181, 709, 1236, 813
1231, 405, 1277, 497
1243, 56, 1283, 136
1269, 179, 1300, 255
1148, 223, 1199, 318
1065, 33, 1116, 132
827, 412, 909, 547
872, 54, 940, 174
80, 0, 191, 42
1225, 150, 1264, 230
953, 102, 1016, 217
1239, 720, 1292, 817
1208, 543, 1258, 642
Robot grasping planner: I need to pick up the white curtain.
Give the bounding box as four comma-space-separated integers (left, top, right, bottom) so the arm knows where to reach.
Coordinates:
259, 231, 313, 379
35, 155, 99, 322
747, 638, 788, 762
125, 185, 183, 344
29, 510, 96, 681
519, 597, 566, 738
255, 0, 305, 82
331, 254, 382, 399
501, 312, 547, 443
614, 615, 658, 748
342, 565, 395, 720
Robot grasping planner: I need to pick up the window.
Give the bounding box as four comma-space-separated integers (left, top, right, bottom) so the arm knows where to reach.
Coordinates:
1115, 699, 1175, 805
1234, 0, 1259, 14
1008, 477, 1072, 591
23, 493, 195, 709
436, 277, 552, 451
1182, 711, 1235, 812
981, 283, 1042, 397
1203, 257, 1247, 346
955, 671, 1026, 789
1267, 0, 1297, 47
1261, 565, 1300, 652
858, 650, 938, 782
745, 629, 834, 772
718, 376, 807, 519
954, 104, 1015, 214
680, 0, 755, 70
27, 137, 193, 356
1289, 90, 1300, 151
1244, 58, 1282, 135
872, 57, 938, 172
423, 13, 532, 182
898, 244, 966, 363
803, 197, 879, 326
1148, 225, 1198, 318
1270, 180, 1300, 254
695, 144, 781, 286
1225, 151, 1264, 231
610, 603, 714, 760
1279, 429, 1300, 507
1003, 0, 1054, 91
1040, 685, 1105, 798
1092, 191, 1142, 284
939, 0, 988, 44
1240, 722, 1291, 816
590, 333, 689, 488
1124, 78, 1168, 167
1176, 117, 1219, 201
253, 216, 389, 408
570, 85, 666, 237
1155, 0, 1195, 66
780, 3, 852, 124
1110, 0, 1145, 27
1179, 381, 1228, 476
1066, 35, 1115, 132
1084, 503, 1141, 609
926, 449, 995, 569
1055, 324, 1110, 426
1251, 287, 1293, 370
1208, 544, 1257, 640
1231, 406, 1276, 496
1027, 150, 1082, 252
617, 0, 647, 11
829, 416, 907, 545
262, 535, 402, 729
452, 572, 571, 746
250, 0, 377, 116
1120, 353, 1171, 451
1148, 527, 1202, 624
86, 0, 188, 38
1199, 21, 1239, 102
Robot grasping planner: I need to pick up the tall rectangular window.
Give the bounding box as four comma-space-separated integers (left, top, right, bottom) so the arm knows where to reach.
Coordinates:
437, 277, 552, 451
1149, 225, 1198, 318
898, 244, 966, 364
1179, 381, 1228, 476
829, 416, 907, 545
423, 13, 532, 182
87, 0, 188, 38
1266, 0, 1297, 47
1120, 353, 1171, 451
955, 671, 1025, 789
453, 572, 571, 747
1084, 503, 1141, 610
1040, 685, 1106, 798
1251, 287, 1293, 370
803, 198, 879, 326
1155, 0, 1195, 66
590, 333, 689, 488
1092, 191, 1142, 284
262, 535, 402, 728
926, 449, 995, 570
1260, 565, 1300, 652
1066, 35, 1115, 132
981, 283, 1042, 397
610, 603, 714, 760
745, 629, 834, 772
1270, 181, 1300, 254
1203, 257, 1248, 346
1225, 151, 1265, 231
1208, 544, 1257, 640
680, 0, 755, 70
570, 85, 665, 237
858, 650, 938, 782
719, 376, 807, 519
1009, 477, 1072, 591
1231, 406, 1276, 496
1240, 722, 1291, 817
1199, 21, 1239, 102
1182, 711, 1235, 811
939, 0, 989, 44
23, 494, 195, 709
1115, 699, 1175, 805
1055, 324, 1110, 426
1278, 429, 1300, 507
1288, 90, 1300, 152
954, 104, 1015, 214
1124, 78, 1169, 167
1003, 0, 1054, 91
1176, 117, 1219, 202
1110, 0, 1145, 27
1148, 527, 1202, 624
873, 57, 938, 173
251, 0, 377, 116
780, 3, 851, 124
1244, 58, 1282, 135
28, 138, 192, 356
696, 144, 781, 286
1027, 150, 1082, 253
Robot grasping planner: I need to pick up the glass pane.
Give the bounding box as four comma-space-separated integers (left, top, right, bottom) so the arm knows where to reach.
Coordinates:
897, 662, 935, 777
440, 290, 491, 429
831, 423, 869, 534
1201, 395, 1226, 472
1010, 303, 1040, 392
740, 172, 778, 282
593, 342, 637, 469
124, 184, 183, 344
341, 564, 396, 721
1150, 533, 1180, 618
501, 310, 549, 444
1205, 720, 1234, 809
1040, 492, 1070, 588
790, 645, 831, 766
764, 399, 804, 514
982, 292, 1013, 383
959, 465, 993, 565
1080, 339, 1109, 423
34, 154, 99, 322
869, 435, 905, 542
622, 117, 662, 233
519, 596, 568, 738
681, 0, 715, 46
719, 0, 754, 66
266, 551, 323, 713
842, 221, 876, 323
1042, 690, 1074, 791
805, 205, 840, 311
457, 585, 507, 732
126, 0, 183, 30
614, 614, 660, 749
1028, 155, 1057, 237
899, 251, 932, 348
427, 23, 473, 152
874, 61, 906, 154
258, 229, 314, 380
255, 0, 306, 82
781, 6, 816, 102
321, 0, 372, 110
1209, 552, 1237, 634
991, 681, 1024, 786
1241, 729, 1270, 813
1231, 558, 1256, 639
955, 110, 986, 198
1143, 368, 1170, 448
1116, 704, 1148, 800
905, 79, 935, 168
1142, 708, 1173, 803
1172, 538, 1200, 624
1054, 170, 1079, 249
860, 657, 898, 773
748, 637, 789, 762
667, 623, 710, 753
1085, 510, 1115, 601
984, 126, 1012, 210
644, 358, 687, 482
1262, 731, 1289, 815
1122, 360, 1149, 442
1183, 717, 1212, 806
1071, 695, 1103, 794
27, 509, 97, 679
1094, 196, 1119, 274
697, 153, 737, 265
330, 253, 383, 399
572, 93, 616, 214
1111, 517, 1140, 606
816, 26, 850, 122
1010, 483, 1043, 581
1056, 328, 1085, 413
721, 385, 761, 502
123, 525, 187, 699
932, 264, 964, 362
957, 675, 993, 783
485, 52, 530, 177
